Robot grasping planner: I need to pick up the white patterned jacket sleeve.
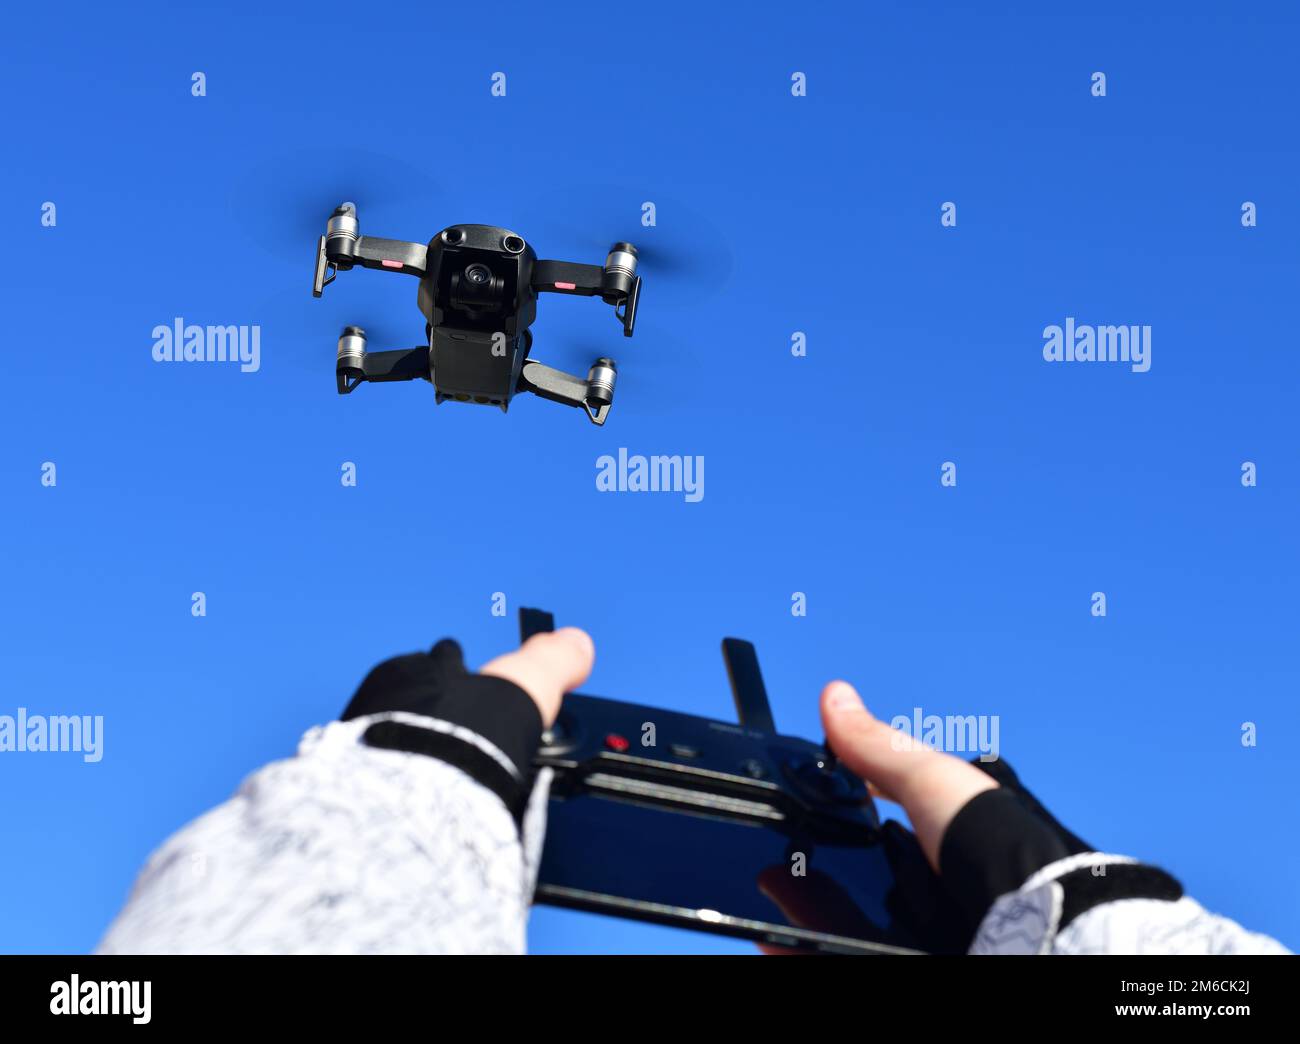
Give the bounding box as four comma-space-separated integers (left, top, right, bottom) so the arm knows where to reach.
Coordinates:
969, 852, 1289, 956
937, 779, 1287, 957
97, 712, 550, 955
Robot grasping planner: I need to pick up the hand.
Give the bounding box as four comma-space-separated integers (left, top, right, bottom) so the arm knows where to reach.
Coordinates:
341, 628, 594, 732
479, 627, 594, 728
819, 680, 997, 871
755, 680, 1000, 954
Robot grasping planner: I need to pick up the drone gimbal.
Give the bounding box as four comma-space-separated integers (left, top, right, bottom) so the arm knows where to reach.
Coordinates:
313, 203, 641, 425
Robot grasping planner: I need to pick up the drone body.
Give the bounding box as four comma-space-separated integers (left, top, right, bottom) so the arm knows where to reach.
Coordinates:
314, 204, 640, 425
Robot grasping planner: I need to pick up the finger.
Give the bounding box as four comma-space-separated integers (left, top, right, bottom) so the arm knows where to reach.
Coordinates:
754, 866, 831, 956
757, 866, 882, 936
479, 627, 594, 728
819, 681, 938, 801
755, 865, 891, 954
820, 680, 996, 870
757, 942, 812, 956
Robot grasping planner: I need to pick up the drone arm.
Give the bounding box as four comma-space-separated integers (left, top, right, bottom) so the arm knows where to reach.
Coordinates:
517, 357, 617, 426
531, 260, 606, 297
336, 328, 429, 394
356, 346, 429, 381
532, 253, 641, 337
351, 236, 429, 275
314, 234, 429, 296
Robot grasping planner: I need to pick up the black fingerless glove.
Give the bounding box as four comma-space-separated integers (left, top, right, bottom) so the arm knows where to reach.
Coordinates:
939, 759, 1180, 943
885, 758, 1181, 952
341, 638, 543, 823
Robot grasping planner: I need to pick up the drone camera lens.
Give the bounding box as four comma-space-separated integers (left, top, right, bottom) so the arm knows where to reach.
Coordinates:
464, 263, 492, 286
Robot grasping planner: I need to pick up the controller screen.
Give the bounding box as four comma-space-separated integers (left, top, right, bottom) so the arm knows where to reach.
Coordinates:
537, 791, 902, 951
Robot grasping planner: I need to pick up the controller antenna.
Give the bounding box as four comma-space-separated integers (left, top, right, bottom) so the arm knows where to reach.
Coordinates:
721, 638, 777, 734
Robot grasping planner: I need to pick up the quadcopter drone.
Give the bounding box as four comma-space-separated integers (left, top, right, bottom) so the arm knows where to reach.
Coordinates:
313, 203, 641, 425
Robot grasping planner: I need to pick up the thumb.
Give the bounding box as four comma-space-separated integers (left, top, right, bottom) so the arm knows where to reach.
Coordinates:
480, 627, 594, 728
819, 681, 937, 802
820, 680, 996, 870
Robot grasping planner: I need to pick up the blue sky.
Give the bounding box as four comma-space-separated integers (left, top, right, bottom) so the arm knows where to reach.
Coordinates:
1, 1, 1297, 953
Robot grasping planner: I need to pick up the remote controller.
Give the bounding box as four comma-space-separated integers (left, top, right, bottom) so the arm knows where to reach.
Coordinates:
520, 608, 918, 955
